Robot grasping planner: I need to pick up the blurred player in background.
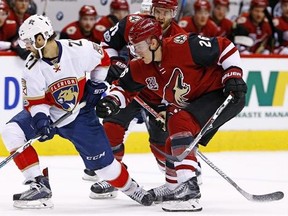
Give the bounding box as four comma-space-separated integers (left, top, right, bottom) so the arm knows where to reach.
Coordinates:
94, 0, 130, 42
178, 0, 219, 36
273, 0, 288, 54
211, 0, 233, 38
0, 0, 17, 51
233, 0, 273, 54
60, 5, 103, 44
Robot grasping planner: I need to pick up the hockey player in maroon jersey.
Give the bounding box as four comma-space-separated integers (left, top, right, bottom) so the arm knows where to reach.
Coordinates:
1, 14, 153, 209
60, 5, 103, 44
233, 0, 272, 54
8, 0, 31, 27
0, 1, 17, 51
89, 0, 190, 199
94, 0, 129, 42
96, 18, 247, 211
178, 0, 219, 37
211, 0, 233, 38
273, 0, 288, 54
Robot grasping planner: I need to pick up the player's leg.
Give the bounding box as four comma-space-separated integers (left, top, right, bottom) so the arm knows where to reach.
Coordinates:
90, 100, 142, 198
1, 110, 52, 209
150, 109, 202, 212
59, 108, 153, 206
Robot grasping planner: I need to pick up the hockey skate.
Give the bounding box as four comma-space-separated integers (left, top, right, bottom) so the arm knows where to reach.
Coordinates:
13, 175, 53, 209
82, 169, 99, 182
161, 177, 202, 212
123, 179, 154, 206
90, 180, 118, 199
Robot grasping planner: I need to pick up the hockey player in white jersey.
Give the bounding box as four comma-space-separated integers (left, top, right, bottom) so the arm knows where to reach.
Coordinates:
1, 14, 153, 209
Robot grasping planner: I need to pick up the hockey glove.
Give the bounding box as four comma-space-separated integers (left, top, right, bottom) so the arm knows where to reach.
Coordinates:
154, 104, 167, 131
32, 112, 56, 142
105, 56, 127, 84
96, 95, 121, 118
223, 78, 247, 103
82, 80, 108, 110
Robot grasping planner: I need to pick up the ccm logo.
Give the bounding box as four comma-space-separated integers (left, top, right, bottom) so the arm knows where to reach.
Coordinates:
86, 151, 105, 160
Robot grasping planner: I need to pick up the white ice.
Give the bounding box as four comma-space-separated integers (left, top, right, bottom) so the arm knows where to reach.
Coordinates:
0, 151, 287, 216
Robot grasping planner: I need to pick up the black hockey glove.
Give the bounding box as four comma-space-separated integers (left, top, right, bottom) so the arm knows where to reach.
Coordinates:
82, 80, 108, 110
96, 95, 121, 118
32, 112, 56, 142
105, 56, 127, 84
223, 78, 247, 103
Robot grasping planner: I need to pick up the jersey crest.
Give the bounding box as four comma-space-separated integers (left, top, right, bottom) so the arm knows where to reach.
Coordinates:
163, 68, 190, 108
174, 34, 187, 44
145, 77, 159, 90
49, 77, 79, 111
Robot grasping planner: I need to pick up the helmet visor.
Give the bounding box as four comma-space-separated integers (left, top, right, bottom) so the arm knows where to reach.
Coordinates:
128, 41, 150, 57
18, 38, 34, 49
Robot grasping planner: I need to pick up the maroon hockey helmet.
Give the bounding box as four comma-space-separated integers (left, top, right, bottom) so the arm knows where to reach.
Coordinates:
250, 0, 268, 8
79, 5, 97, 17
110, 0, 129, 10
152, 0, 178, 9
213, 0, 229, 7
129, 18, 163, 44
281, 0, 288, 3
194, 0, 211, 12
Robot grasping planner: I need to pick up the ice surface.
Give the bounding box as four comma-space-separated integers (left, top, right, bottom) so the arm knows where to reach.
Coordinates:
0, 151, 287, 216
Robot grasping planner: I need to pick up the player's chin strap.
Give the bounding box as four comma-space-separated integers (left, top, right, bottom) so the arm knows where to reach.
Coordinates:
149, 39, 161, 62
134, 95, 284, 202
0, 102, 86, 170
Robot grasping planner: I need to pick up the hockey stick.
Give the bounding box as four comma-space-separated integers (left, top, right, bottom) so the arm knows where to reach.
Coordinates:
136, 98, 284, 202
145, 94, 233, 162
0, 102, 86, 169
197, 151, 284, 202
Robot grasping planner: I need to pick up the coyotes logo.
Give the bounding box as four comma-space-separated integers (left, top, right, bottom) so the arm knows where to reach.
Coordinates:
163, 68, 190, 108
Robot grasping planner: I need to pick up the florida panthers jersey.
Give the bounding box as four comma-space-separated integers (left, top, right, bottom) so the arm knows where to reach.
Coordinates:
22, 39, 110, 127
111, 33, 243, 109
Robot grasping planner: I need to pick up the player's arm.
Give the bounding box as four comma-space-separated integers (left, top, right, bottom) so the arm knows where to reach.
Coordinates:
188, 33, 247, 102
96, 63, 146, 118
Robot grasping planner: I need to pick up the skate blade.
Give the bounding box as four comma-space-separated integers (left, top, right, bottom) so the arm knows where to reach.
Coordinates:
13, 198, 54, 209
89, 191, 118, 199
162, 199, 202, 212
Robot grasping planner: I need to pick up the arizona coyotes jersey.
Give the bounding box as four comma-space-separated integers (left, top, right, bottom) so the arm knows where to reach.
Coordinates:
273, 16, 288, 47
102, 14, 186, 105
60, 21, 103, 43
111, 33, 242, 109
22, 39, 110, 127
8, 10, 30, 28
212, 17, 233, 38
94, 15, 120, 42
178, 16, 219, 37
0, 19, 17, 41
101, 14, 149, 52
235, 14, 272, 53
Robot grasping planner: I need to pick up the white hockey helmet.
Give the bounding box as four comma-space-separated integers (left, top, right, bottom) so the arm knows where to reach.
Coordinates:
140, 0, 152, 14
18, 14, 54, 49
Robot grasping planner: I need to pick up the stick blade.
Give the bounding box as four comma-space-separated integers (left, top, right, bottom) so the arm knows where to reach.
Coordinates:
249, 191, 284, 202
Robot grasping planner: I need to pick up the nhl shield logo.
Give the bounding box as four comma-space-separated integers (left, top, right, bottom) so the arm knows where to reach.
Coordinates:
145, 77, 158, 90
